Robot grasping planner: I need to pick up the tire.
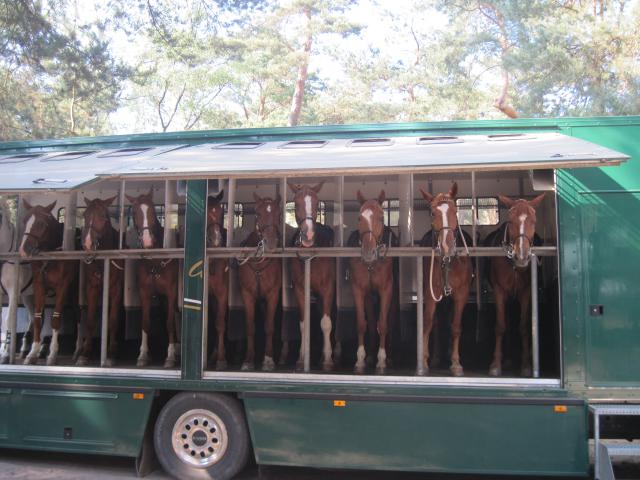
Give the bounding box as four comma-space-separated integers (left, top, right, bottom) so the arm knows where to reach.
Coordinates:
154, 392, 250, 480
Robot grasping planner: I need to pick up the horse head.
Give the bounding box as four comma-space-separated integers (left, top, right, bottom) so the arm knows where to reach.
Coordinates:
499, 193, 545, 268
420, 182, 459, 259
125, 188, 160, 249
356, 190, 386, 264
253, 192, 281, 253
207, 190, 225, 248
288, 180, 324, 247
82, 195, 117, 251
19, 199, 58, 258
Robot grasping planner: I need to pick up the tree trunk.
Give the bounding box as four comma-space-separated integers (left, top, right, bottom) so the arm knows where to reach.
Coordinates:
288, 6, 312, 127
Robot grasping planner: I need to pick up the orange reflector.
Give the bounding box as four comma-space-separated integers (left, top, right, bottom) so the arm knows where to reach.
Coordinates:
554, 405, 567, 413
133, 393, 145, 400
333, 400, 346, 407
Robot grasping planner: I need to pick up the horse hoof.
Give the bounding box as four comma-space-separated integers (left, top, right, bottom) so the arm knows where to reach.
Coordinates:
103, 358, 115, 368
0, 354, 9, 365
375, 366, 386, 375
215, 360, 227, 371
417, 366, 429, 376
450, 365, 464, 377
75, 356, 88, 367
240, 362, 254, 372
137, 358, 149, 368
295, 360, 304, 372
46, 357, 57, 366
521, 366, 532, 377
71, 351, 80, 363
322, 361, 333, 372
163, 359, 176, 369
354, 364, 365, 375
262, 357, 275, 372
24, 355, 37, 365
489, 365, 501, 377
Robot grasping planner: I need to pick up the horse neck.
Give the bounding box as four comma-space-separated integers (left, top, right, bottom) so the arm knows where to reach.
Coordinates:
98, 222, 118, 250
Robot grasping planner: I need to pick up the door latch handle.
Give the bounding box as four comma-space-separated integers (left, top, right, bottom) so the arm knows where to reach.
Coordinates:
589, 305, 604, 316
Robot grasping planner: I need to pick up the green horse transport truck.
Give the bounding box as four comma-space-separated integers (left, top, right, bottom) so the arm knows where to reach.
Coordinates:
0, 116, 638, 479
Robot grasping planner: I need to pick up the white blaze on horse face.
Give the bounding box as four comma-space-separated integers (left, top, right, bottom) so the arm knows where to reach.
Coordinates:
436, 203, 450, 255
140, 204, 153, 248
19, 215, 35, 257
84, 220, 93, 251
362, 208, 373, 231
266, 205, 271, 213
518, 213, 527, 260
304, 195, 314, 240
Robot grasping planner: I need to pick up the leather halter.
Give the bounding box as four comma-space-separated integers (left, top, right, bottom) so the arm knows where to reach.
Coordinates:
22, 214, 56, 255
295, 216, 316, 247
358, 228, 389, 269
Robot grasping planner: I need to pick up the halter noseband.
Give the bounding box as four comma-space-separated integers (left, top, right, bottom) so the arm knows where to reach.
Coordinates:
502, 203, 535, 266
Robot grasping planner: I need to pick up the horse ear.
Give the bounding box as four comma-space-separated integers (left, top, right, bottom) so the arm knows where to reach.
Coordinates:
215, 190, 224, 202
104, 195, 117, 207
44, 201, 57, 213
287, 181, 300, 193
448, 182, 458, 199
22, 198, 33, 211
357, 190, 366, 205
253, 192, 262, 203
146, 187, 154, 198
84, 197, 93, 206
275, 193, 281, 205
125, 194, 136, 204
377, 190, 386, 205
498, 195, 516, 208
419, 188, 433, 203
311, 180, 325, 193
528, 192, 546, 209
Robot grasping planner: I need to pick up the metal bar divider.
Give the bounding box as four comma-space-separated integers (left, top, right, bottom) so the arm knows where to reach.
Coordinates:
531, 253, 539, 378
416, 256, 424, 376
100, 259, 110, 367
303, 258, 311, 373
7, 262, 20, 364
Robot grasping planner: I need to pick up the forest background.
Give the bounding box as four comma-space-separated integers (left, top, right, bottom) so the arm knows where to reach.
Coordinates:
1, 0, 639, 140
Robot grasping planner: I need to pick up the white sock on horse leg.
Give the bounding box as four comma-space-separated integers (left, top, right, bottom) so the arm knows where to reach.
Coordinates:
356, 345, 366, 367
377, 348, 387, 368
138, 331, 149, 359
320, 315, 332, 362
167, 342, 176, 361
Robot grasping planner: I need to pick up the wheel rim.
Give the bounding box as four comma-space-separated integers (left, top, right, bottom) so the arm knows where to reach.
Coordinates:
172, 408, 229, 468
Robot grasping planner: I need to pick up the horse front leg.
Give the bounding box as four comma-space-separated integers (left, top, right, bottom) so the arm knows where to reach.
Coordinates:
137, 291, 152, 367
262, 289, 279, 372
214, 288, 228, 371
320, 279, 335, 372
20, 289, 35, 359
353, 288, 367, 374
489, 287, 507, 376
422, 296, 437, 375
519, 286, 532, 377
76, 279, 99, 366
105, 276, 123, 367
240, 287, 256, 371
449, 291, 468, 377
375, 283, 392, 375
48, 279, 72, 367
164, 288, 178, 369
293, 283, 306, 371
24, 277, 45, 365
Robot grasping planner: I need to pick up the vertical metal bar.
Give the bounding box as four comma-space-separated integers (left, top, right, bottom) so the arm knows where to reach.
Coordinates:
594, 412, 601, 480
62, 191, 78, 251
118, 180, 126, 250
226, 179, 236, 247
472, 171, 482, 343
471, 171, 477, 248
163, 180, 172, 248
7, 261, 20, 364
531, 253, 539, 378
416, 255, 424, 375
303, 257, 311, 373
100, 259, 110, 367
202, 254, 209, 370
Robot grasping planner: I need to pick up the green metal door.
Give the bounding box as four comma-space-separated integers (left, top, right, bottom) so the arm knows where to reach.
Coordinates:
581, 191, 640, 386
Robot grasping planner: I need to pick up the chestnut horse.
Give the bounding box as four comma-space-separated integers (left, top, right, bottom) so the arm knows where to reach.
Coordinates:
349, 190, 393, 374
19, 200, 78, 365
126, 190, 180, 368
485, 193, 545, 377
419, 183, 473, 376
206, 191, 229, 370
288, 181, 336, 371
238, 193, 282, 371
74, 196, 124, 366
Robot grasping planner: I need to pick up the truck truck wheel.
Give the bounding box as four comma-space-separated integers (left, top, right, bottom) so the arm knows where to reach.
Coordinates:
154, 392, 250, 480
